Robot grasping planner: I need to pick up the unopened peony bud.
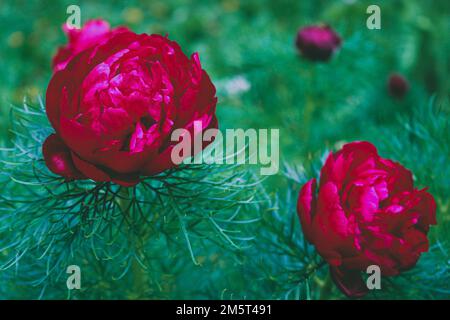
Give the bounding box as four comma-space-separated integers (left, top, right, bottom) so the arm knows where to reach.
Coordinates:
388, 73, 409, 98
295, 25, 341, 62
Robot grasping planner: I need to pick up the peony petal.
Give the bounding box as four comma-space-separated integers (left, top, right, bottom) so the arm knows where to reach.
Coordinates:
139, 147, 175, 176
297, 178, 317, 243
363, 248, 398, 276
319, 141, 378, 189
71, 151, 111, 182
347, 185, 379, 221
42, 134, 84, 180
403, 228, 429, 253
60, 117, 100, 159
311, 181, 356, 267
52, 19, 130, 72
330, 266, 368, 298
378, 158, 414, 193
340, 141, 378, 156
45, 71, 67, 131
316, 181, 349, 237
96, 144, 158, 173
72, 149, 140, 187
319, 151, 336, 187
111, 174, 140, 187
415, 189, 437, 227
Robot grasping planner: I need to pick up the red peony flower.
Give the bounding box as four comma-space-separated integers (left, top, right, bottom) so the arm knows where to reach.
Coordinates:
43, 20, 218, 187
388, 73, 409, 98
297, 141, 436, 297
295, 25, 341, 62
52, 19, 130, 72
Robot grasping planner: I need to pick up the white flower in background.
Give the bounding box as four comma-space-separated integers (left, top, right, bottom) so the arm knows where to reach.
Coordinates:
224, 75, 251, 96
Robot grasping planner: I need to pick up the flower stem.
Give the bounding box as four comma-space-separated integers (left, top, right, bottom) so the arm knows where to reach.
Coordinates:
302, 65, 317, 142
118, 187, 149, 299
302, 95, 315, 141
319, 271, 333, 300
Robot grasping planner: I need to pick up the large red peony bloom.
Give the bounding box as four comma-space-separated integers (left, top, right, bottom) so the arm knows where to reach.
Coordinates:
295, 25, 341, 62
43, 20, 218, 187
297, 141, 436, 297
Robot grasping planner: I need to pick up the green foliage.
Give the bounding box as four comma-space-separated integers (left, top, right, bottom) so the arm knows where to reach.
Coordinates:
0, 101, 260, 299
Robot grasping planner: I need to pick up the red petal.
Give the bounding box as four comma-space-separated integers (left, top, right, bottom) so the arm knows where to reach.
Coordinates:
319, 141, 378, 189
316, 181, 349, 237
311, 182, 352, 266
340, 141, 378, 156
347, 185, 379, 221
45, 71, 67, 131
319, 151, 335, 187
416, 190, 437, 226
297, 178, 317, 243
140, 146, 176, 176
140, 114, 219, 176
71, 151, 140, 187
42, 134, 84, 180
378, 158, 414, 193
71, 151, 111, 182
330, 266, 368, 298
111, 174, 140, 187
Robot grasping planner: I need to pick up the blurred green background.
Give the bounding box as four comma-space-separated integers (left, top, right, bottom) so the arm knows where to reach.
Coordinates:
1, 0, 448, 150
0, 0, 449, 299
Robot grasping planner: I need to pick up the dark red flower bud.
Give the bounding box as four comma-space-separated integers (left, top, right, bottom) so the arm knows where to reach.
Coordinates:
388, 73, 409, 98
295, 25, 341, 62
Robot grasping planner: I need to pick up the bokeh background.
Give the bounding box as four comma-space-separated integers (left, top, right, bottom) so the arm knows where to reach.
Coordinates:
0, 0, 448, 299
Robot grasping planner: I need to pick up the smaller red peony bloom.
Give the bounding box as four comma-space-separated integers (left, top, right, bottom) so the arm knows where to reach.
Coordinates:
388, 73, 409, 98
295, 25, 341, 62
52, 19, 130, 72
297, 141, 436, 298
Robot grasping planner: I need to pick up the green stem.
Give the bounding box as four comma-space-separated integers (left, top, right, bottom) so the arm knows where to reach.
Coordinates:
302, 95, 315, 142
118, 187, 149, 299
319, 271, 333, 300
168, 189, 199, 265
298, 260, 327, 289
302, 66, 317, 142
